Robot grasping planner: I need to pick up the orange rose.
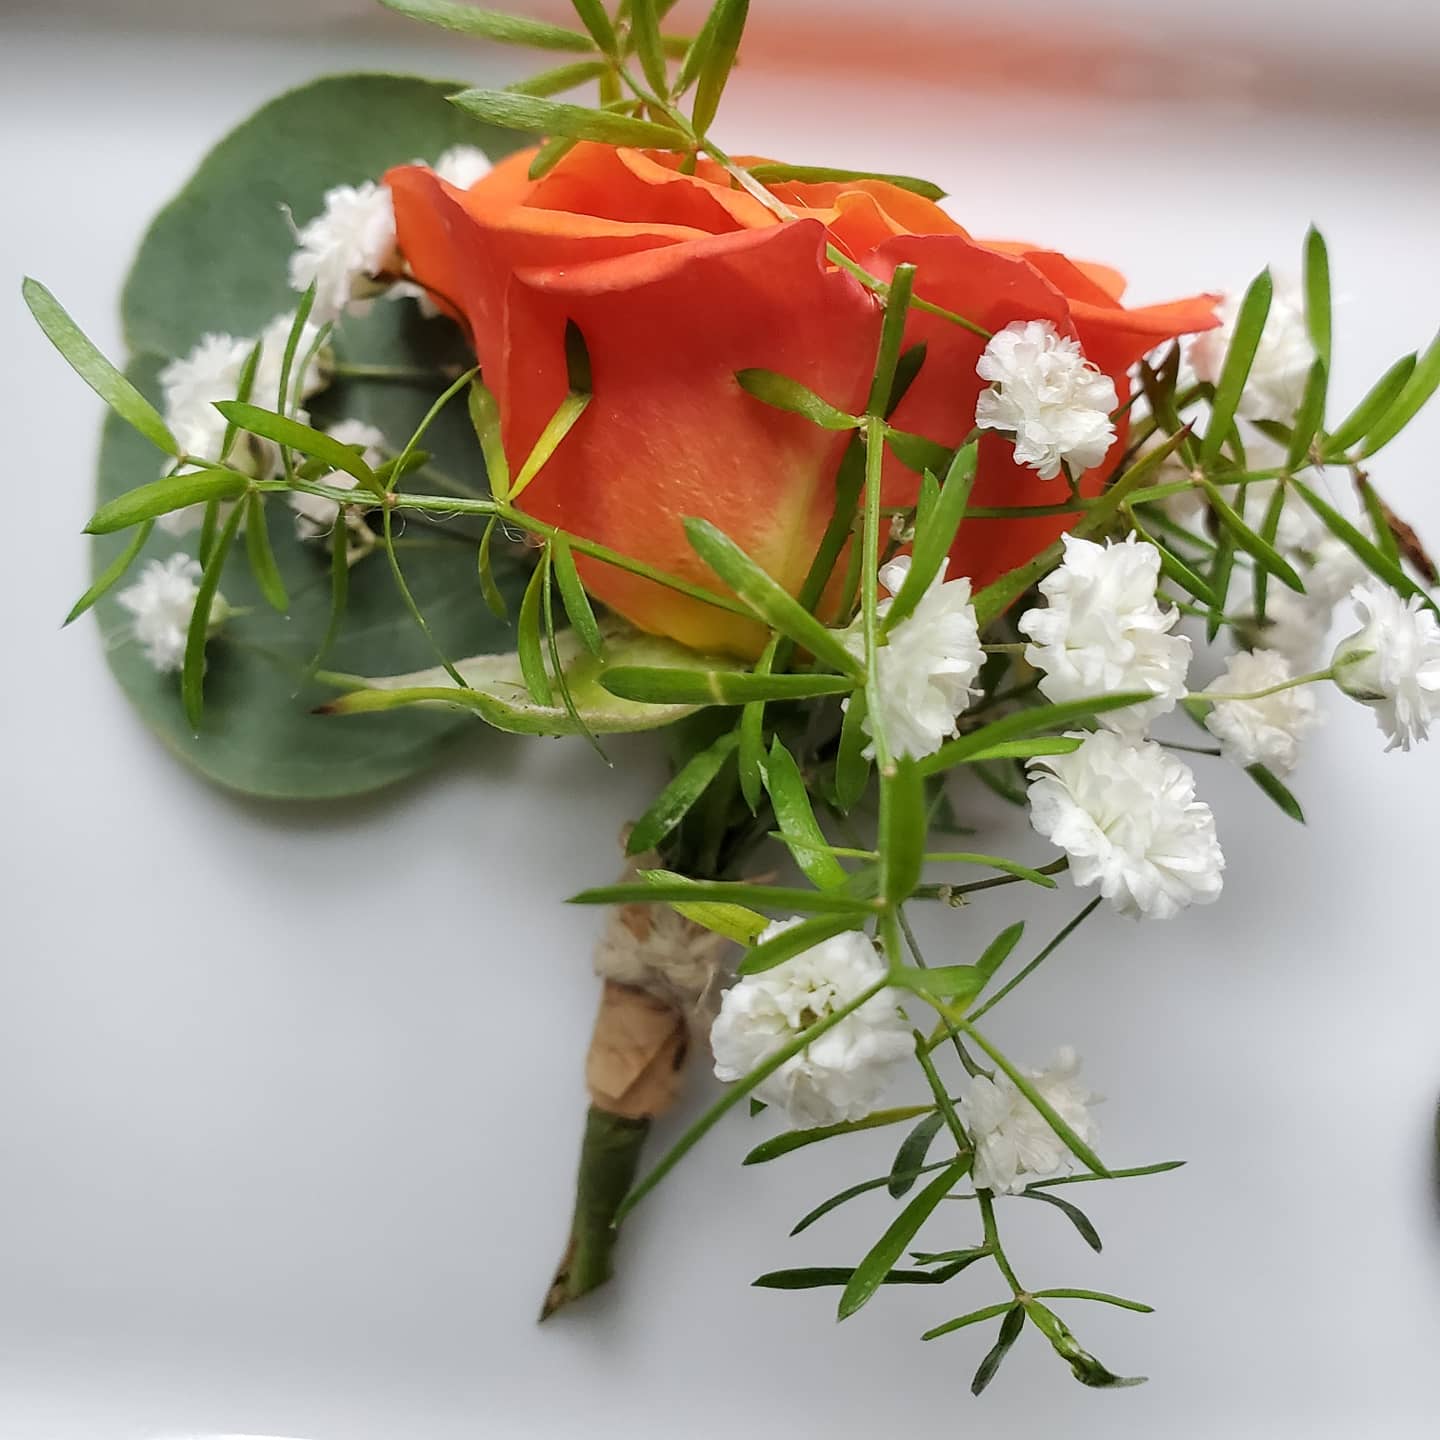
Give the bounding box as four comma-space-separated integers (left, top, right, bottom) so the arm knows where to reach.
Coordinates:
387, 145, 1216, 655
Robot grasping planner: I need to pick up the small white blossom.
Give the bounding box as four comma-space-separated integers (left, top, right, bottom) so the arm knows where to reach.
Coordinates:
1018, 534, 1192, 740
1303, 533, 1369, 607
962, 1047, 1100, 1195
710, 922, 911, 1127
975, 320, 1117, 481
156, 315, 335, 534
1242, 587, 1331, 672
159, 332, 251, 470
253, 311, 331, 411
1028, 730, 1224, 919
289, 419, 387, 557
116, 553, 226, 673
432, 144, 492, 189
1203, 649, 1320, 776
1188, 284, 1313, 424
288, 181, 398, 325
842, 556, 983, 761
1332, 580, 1440, 751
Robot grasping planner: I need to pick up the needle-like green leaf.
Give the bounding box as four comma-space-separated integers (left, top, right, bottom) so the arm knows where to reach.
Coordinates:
626, 730, 738, 855
23, 277, 178, 455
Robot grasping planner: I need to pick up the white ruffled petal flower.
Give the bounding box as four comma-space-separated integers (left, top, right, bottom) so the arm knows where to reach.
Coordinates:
962, 1047, 1099, 1195
288, 419, 387, 556
432, 144, 492, 189
842, 556, 983, 761
1203, 649, 1320, 776
253, 311, 331, 411
1027, 730, 1224, 919
156, 314, 336, 535
1332, 580, 1440, 751
975, 320, 1117, 481
1188, 283, 1313, 424
116, 553, 227, 673
1018, 533, 1192, 740
288, 181, 398, 325
1241, 587, 1331, 673
159, 331, 251, 466
710, 922, 911, 1128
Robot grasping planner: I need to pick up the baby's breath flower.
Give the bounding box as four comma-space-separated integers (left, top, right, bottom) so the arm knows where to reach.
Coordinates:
710, 922, 910, 1127
1203, 649, 1320, 776
1188, 283, 1313, 424
432, 144, 492, 189
253, 311, 332, 411
1018, 534, 1192, 740
975, 320, 1117, 481
159, 332, 251, 470
1332, 580, 1440, 751
962, 1047, 1099, 1194
116, 553, 227, 673
1027, 730, 1224, 920
843, 556, 982, 761
288, 181, 398, 325
288, 419, 387, 557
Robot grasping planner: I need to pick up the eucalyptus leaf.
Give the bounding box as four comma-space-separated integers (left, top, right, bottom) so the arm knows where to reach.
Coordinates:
93, 76, 532, 798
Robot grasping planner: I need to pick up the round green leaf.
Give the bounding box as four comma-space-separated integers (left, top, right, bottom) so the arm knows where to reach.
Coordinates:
92, 74, 533, 798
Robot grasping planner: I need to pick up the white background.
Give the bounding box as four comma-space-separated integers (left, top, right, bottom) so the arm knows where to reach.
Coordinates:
3, 4, 1440, 1436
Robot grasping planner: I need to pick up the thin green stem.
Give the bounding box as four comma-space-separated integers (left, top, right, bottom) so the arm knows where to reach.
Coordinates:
861, 414, 891, 773
914, 857, 1068, 901
331, 361, 457, 383
968, 897, 1102, 1023
978, 1190, 1024, 1296
1188, 667, 1335, 704
912, 1029, 971, 1153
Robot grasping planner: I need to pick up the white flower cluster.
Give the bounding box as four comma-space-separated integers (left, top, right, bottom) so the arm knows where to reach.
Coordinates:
975, 320, 1117, 481
710, 922, 910, 1127
1019, 533, 1192, 741
1188, 282, 1314, 424
843, 556, 983, 761
1015, 534, 1227, 918
288, 145, 491, 325
1028, 729, 1225, 920
158, 311, 331, 536
1203, 648, 1321, 775
1333, 579, 1440, 750
962, 1047, 1100, 1194
115, 553, 226, 673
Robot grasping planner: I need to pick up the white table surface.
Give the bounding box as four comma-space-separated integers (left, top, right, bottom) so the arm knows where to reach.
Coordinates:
3, 9, 1440, 1438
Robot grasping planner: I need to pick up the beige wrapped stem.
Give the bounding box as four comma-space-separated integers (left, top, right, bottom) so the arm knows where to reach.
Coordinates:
541, 857, 732, 1319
